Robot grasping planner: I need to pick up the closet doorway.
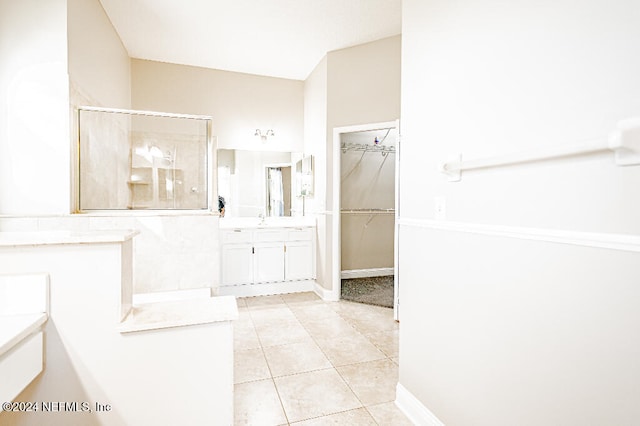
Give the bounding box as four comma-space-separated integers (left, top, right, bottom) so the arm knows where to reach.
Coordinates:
331, 121, 400, 320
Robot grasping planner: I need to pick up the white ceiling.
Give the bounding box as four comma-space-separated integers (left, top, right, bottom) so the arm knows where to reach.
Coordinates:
99, 0, 402, 81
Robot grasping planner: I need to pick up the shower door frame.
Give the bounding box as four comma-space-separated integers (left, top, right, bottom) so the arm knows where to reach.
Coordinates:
331, 119, 400, 321
75, 106, 216, 213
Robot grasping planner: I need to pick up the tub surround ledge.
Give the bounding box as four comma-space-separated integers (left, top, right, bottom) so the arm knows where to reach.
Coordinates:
0, 273, 49, 404
118, 295, 238, 333
0, 229, 139, 246
0, 313, 48, 357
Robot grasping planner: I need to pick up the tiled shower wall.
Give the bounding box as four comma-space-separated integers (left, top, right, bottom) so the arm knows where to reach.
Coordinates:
0, 214, 219, 294
54, 83, 218, 294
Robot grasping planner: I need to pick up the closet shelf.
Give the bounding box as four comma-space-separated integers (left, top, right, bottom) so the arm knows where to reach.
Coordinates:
341, 143, 395, 155
340, 208, 395, 215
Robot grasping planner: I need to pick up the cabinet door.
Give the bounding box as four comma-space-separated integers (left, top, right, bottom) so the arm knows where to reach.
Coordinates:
221, 243, 254, 285
254, 243, 285, 283
285, 241, 314, 281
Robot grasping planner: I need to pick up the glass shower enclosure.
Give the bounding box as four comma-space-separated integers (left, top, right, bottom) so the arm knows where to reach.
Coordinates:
77, 107, 213, 211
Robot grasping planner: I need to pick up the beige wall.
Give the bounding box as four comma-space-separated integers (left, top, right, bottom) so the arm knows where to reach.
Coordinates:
398, 0, 640, 424
309, 36, 401, 291
131, 59, 304, 152
67, 0, 131, 109
327, 36, 402, 131
0, 0, 70, 215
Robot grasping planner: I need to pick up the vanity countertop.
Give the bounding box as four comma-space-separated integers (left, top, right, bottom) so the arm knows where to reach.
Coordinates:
219, 217, 316, 229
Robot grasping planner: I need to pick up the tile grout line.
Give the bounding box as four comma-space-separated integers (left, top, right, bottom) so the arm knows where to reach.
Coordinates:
236, 294, 400, 425
246, 297, 292, 425
286, 297, 390, 425
283, 297, 380, 425
287, 298, 395, 370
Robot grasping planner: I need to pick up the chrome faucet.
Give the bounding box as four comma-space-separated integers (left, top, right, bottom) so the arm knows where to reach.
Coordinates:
258, 213, 266, 224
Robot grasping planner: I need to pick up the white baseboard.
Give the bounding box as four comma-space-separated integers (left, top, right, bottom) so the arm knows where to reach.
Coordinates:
314, 282, 339, 301
341, 267, 394, 279
395, 383, 445, 426
217, 280, 315, 297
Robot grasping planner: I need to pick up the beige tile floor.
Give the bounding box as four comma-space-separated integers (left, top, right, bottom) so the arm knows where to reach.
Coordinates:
234, 292, 412, 425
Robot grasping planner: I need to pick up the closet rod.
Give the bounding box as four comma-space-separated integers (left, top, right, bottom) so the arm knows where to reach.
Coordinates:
340, 208, 395, 214
439, 117, 640, 182
341, 143, 395, 154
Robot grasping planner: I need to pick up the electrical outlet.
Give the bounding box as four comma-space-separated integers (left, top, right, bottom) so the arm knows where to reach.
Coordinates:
434, 196, 446, 220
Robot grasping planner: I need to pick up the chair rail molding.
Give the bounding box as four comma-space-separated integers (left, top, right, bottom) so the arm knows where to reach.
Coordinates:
398, 218, 640, 253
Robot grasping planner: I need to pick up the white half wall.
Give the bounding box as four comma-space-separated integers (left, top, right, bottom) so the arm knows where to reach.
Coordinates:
0, 238, 233, 425
0, 0, 70, 215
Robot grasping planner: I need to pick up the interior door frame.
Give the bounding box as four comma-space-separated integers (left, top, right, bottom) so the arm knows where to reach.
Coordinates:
330, 119, 400, 320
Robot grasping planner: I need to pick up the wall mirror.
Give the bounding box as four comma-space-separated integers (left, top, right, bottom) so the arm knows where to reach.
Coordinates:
218, 149, 310, 218
295, 155, 314, 197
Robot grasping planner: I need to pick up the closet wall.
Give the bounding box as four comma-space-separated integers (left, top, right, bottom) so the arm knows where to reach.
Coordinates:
340, 128, 396, 276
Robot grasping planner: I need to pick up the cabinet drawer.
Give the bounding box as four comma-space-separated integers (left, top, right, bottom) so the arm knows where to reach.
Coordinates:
221, 229, 253, 244
255, 230, 287, 242
0, 331, 43, 403
287, 227, 313, 241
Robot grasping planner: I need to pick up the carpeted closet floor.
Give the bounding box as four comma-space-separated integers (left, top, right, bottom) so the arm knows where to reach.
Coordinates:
340, 276, 394, 308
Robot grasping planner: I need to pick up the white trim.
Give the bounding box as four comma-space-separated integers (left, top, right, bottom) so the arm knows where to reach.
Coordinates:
393, 118, 401, 321
216, 280, 314, 297
341, 268, 394, 279
78, 105, 213, 121
395, 383, 445, 426
314, 282, 338, 301
331, 121, 400, 306
398, 218, 640, 253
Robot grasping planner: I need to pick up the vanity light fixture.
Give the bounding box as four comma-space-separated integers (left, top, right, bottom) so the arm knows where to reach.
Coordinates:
255, 129, 275, 142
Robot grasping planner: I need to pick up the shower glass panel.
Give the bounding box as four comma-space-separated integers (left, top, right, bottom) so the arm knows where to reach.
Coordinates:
78, 107, 212, 211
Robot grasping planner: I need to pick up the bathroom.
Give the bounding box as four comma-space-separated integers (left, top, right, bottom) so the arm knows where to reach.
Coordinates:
3, 0, 640, 425
0, 1, 401, 424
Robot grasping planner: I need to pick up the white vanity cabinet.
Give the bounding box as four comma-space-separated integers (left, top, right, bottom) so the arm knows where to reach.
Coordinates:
219, 225, 316, 296
284, 228, 315, 281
